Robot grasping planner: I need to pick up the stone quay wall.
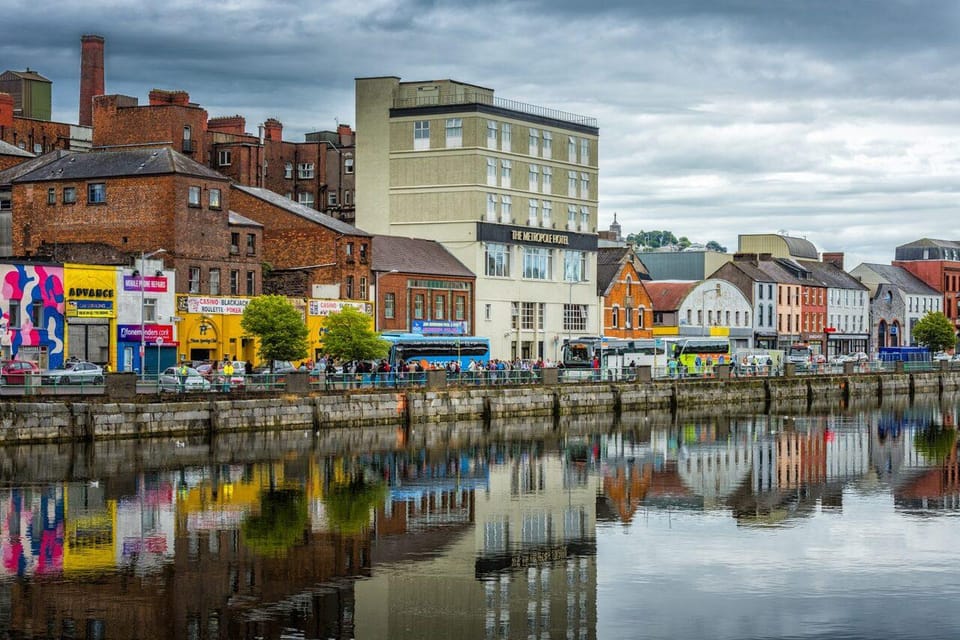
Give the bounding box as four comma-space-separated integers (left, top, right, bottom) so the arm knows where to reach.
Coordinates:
0, 370, 958, 445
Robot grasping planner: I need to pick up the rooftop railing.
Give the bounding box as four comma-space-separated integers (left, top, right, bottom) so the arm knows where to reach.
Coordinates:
393, 92, 598, 129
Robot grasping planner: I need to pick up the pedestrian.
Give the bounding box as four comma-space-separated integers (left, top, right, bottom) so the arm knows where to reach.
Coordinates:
222, 360, 235, 392
177, 362, 188, 392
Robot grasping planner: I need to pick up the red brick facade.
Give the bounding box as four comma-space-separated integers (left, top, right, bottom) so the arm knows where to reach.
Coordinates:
376, 272, 475, 334
602, 264, 653, 339
93, 93, 209, 161
893, 259, 960, 331
79, 35, 104, 127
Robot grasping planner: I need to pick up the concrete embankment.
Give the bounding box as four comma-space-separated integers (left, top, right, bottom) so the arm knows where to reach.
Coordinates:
0, 370, 958, 445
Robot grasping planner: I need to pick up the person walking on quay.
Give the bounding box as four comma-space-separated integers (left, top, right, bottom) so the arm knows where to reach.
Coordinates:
222, 360, 235, 393
177, 362, 188, 392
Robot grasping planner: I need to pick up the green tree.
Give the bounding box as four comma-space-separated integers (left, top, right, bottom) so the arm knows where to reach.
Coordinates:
321, 305, 390, 362
912, 311, 957, 353
241, 295, 309, 367
706, 240, 727, 253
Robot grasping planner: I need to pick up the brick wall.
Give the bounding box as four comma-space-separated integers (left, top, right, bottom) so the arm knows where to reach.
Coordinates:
0, 117, 74, 154
376, 272, 475, 333
93, 94, 209, 162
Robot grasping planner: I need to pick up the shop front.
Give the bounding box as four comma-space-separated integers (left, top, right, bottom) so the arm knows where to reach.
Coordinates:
176, 295, 256, 365
65, 264, 116, 368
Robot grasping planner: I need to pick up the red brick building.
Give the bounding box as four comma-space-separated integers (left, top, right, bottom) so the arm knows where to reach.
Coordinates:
893, 238, 960, 337
6, 147, 261, 295
597, 246, 653, 338
371, 235, 476, 334
230, 185, 370, 300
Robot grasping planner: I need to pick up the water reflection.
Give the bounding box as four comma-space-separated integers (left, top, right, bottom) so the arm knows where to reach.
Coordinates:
0, 395, 955, 638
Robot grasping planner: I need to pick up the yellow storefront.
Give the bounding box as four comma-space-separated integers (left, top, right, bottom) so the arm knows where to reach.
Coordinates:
64, 264, 118, 369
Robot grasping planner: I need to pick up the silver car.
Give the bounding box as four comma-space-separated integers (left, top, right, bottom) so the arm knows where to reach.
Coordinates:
158, 366, 211, 392
42, 361, 105, 385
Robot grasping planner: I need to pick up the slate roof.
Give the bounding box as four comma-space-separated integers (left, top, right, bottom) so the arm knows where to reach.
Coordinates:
11, 147, 226, 182
643, 281, 697, 311
0, 140, 33, 159
232, 185, 369, 237
1, 70, 50, 82
0, 150, 71, 185
596, 246, 651, 296
896, 238, 959, 250
782, 235, 818, 259
854, 263, 941, 296
795, 259, 868, 290
372, 235, 474, 278
228, 210, 263, 227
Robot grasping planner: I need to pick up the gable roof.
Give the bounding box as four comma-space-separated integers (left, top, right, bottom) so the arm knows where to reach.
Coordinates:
372, 235, 474, 278
232, 184, 370, 237
853, 263, 941, 296
0, 149, 71, 185
228, 210, 263, 228
0, 140, 33, 159
596, 246, 650, 296
643, 281, 697, 311
795, 259, 868, 290
11, 147, 226, 183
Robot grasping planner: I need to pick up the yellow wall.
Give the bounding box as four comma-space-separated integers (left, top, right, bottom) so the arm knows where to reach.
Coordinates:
64, 263, 118, 370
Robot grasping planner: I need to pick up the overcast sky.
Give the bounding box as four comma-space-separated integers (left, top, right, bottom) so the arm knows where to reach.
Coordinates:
4, 0, 960, 268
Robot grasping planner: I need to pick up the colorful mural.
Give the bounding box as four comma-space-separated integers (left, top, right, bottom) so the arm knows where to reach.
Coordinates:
0, 263, 66, 368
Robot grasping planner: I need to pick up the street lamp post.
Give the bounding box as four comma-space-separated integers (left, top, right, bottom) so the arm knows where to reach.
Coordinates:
139, 249, 167, 381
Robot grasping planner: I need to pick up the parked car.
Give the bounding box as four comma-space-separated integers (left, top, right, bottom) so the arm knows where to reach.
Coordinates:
42, 361, 105, 385
195, 361, 246, 388
158, 366, 211, 392
0, 360, 40, 386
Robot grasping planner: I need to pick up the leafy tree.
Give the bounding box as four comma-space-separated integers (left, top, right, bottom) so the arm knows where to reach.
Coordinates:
912, 311, 957, 353
677, 236, 691, 249
241, 295, 309, 367
321, 305, 390, 362
706, 240, 728, 253
241, 487, 308, 557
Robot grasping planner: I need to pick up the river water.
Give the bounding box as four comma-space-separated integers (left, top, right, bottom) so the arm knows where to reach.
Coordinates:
0, 394, 958, 639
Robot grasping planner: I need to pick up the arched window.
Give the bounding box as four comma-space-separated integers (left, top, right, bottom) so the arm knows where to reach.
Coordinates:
612, 306, 619, 328
637, 307, 645, 328
626, 275, 632, 296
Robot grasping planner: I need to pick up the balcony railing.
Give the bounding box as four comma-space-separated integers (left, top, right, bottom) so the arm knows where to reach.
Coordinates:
393, 92, 598, 129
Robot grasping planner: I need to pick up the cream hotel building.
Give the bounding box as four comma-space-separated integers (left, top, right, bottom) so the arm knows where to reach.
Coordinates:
356, 77, 600, 361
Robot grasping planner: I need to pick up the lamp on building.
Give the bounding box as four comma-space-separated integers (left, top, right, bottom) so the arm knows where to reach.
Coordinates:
140, 248, 167, 380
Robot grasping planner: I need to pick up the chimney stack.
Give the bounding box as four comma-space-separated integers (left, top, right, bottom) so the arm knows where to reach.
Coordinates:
0, 93, 14, 129
263, 118, 283, 141
79, 35, 105, 127
822, 252, 844, 270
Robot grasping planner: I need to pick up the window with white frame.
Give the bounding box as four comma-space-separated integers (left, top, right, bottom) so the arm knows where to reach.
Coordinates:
529, 164, 539, 191
566, 205, 577, 230
455, 296, 465, 320
487, 157, 497, 185
529, 128, 539, 156
522, 246, 552, 280
541, 166, 552, 193
563, 304, 587, 332
143, 298, 157, 323
501, 123, 512, 151
230, 270, 240, 295
568, 136, 577, 162
487, 120, 498, 149
284, 162, 293, 179
87, 183, 106, 204
564, 250, 587, 282
486, 193, 497, 221
445, 118, 463, 148
218, 150, 232, 166
580, 138, 589, 164
188, 185, 201, 207
209, 269, 221, 295
542, 131, 552, 158
188, 267, 201, 293
580, 206, 590, 231
568, 171, 577, 196
528, 199, 539, 225
327, 191, 338, 206
414, 120, 430, 150
541, 200, 552, 227
580, 172, 589, 198
500, 195, 512, 223
612, 306, 619, 328
521, 302, 536, 329
434, 295, 445, 319
359, 277, 368, 300
298, 192, 315, 207
344, 155, 354, 173
485, 243, 510, 277
209, 188, 221, 209
297, 163, 314, 179
500, 159, 512, 187
384, 293, 395, 319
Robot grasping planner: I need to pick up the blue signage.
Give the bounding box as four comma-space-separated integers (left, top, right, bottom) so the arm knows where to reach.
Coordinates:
412, 320, 468, 335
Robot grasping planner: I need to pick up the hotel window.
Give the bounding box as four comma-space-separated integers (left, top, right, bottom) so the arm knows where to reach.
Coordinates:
529, 128, 539, 156
230, 232, 239, 254
542, 131, 552, 158
414, 294, 424, 319
568, 171, 577, 196
529, 164, 539, 191
63, 187, 76, 204
384, 293, 396, 319
414, 120, 430, 150
567, 205, 577, 230
284, 162, 293, 179
541, 200, 552, 228
209, 269, 221, 295
563, 304, 587, 332
455, 295, 465, 320
218, 150, 232, 166
485, 242, 510, 277
297, 163, 314, 179
501, 123, 512, 151
580, 172, 589, 199
528, 199, 538, 226
188, 185, 201, 207
500, 159, 512, 187
522, 246, 552, 280
359, 277, 368, 300
344, 155, 354, 173
521, 302, 535, 329
487, 120, 498, 149
500, 195, 512, 223
188, 267, 201, 293
230, 270, 240, 295
434, 295, 445, 319
564, 250, 586, 282
580, 138, 589, 164
445, 118, 463, 148
486, 193, 497, 221
542, 166, 552, 193
87, 182, 106, 204
298, 192, 315, 207
487, 158, 497, 185
246, 271, 255, 295
568, 136, 577, 162
247, 233, 256, 255
209, 188, 221, 209
47, 188, 55, 205
580, 206, 590, 231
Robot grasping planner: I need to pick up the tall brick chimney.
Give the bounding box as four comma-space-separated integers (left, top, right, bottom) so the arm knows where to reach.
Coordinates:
0, 93, 13, 129
79, 35, 105, 127
263, 118, 283, 141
